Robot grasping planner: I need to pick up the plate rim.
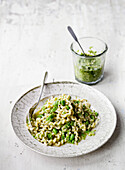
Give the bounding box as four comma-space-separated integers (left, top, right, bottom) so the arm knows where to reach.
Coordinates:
11, 81, 117, 157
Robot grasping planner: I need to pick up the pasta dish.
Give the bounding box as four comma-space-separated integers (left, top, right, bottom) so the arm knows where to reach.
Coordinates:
26, 94, 99, 146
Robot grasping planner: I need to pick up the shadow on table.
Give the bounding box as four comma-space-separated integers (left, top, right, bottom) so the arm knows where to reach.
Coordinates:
44, 107, 120, 166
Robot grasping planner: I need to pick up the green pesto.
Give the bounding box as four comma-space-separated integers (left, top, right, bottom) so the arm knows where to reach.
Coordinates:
74, 47, 104, 83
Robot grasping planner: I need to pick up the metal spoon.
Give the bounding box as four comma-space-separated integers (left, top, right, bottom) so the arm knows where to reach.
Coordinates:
27, 71, 48, 123
67, 26, 85, 55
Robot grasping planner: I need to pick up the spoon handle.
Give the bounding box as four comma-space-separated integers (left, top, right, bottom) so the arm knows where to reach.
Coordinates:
67, 26, 85, 54
67, 26, 78, 42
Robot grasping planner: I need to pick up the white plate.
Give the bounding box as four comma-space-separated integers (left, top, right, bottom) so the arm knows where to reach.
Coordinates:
11, 82, 117, 157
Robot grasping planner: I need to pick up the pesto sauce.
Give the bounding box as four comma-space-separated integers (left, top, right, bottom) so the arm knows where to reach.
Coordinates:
74, 48, 104, 83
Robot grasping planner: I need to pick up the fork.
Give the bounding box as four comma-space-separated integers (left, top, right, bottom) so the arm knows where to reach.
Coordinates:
27, 71, 48, 124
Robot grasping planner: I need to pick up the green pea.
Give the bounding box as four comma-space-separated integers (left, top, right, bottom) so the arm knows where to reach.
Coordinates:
95, 112, 99, 116
85, 120, 89, 126
65, 122, 71, 128
81, 133, 87, 140
74, 101, 80, 104
89, 130, 95, 136
51, 106, 57, 113
63, 111, 66, 114
61, 100, 65, 106
83, 105, 86, 110
78, 113, 82, 117
85, 129, 91, 134
54, 100, 59, 107
65, 122, 71, 129
66, 105, 70, 110
47, 133, 53, 140
36, 114, 43, 118
70, 121, 74, 126
85, 112, 89, 117
90, 115, 95, 120
61, 134, 65, 140
53, 128, 58, 135
66, 130, 70, 134
66, 135, 69, 140
46, 114, 55, 121
70, 134, 75, 141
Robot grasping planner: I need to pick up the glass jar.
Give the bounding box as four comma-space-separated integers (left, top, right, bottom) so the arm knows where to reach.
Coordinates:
70, 37, 108, 84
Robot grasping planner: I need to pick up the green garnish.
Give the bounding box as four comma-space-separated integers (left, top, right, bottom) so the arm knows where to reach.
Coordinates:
81, 133, 87, 140
65, 122, 71, 129
90, 115, 95, 120
95, 112, 99, 116
51, 106, 57, 113
47, 133, 53, 140
70, 121, 74, 126
83, 105, 86, 110
88, 130, 96, 136
70, 134, 75, 141
54, 100, 59, 107
85, 120, 89, 126
74, 101, 80, 104
36, 114, 44, 118
61, 134, 65, 140
66, 105, 70, 110
61, 100, 65, 106
53, 128, 58, 135
46, 114, 55, 121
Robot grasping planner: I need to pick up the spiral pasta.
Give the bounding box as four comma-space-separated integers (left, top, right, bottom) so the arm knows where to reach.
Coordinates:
26, 94, 99, 146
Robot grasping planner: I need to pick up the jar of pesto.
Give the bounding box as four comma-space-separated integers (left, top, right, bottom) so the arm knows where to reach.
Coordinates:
70, 37, 108, 84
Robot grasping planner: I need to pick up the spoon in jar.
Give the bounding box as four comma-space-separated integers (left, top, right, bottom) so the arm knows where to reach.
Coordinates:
67, 26, 85, 55
27, 71, 48, 125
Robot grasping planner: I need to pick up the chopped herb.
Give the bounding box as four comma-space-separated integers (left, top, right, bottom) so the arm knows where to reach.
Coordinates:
74, 101, 80, 104
90, 115, 95, 120
46, 114, 55, 121
51, 106, 57, 113
95, 112, 99, 116
85, 120, 89, 126
47, 133, 53, 140
61, 100, 65, 106
81, 133, 87, 140
53, 128, 58, 135
36, 114, 44, 118
61, 134, 65, 140
66, 105, 70, 110
70, 134, 75, 141
78, 113, 82, 117
70, 121, 74, 126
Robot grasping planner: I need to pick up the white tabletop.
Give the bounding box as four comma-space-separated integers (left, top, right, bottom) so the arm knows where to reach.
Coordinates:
0, 0, 125, 170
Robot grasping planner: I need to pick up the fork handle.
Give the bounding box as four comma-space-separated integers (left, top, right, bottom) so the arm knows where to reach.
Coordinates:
36, 71, 48, 106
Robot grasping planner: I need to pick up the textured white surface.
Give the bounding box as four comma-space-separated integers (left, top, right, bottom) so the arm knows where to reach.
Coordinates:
0, 0, 125, 169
